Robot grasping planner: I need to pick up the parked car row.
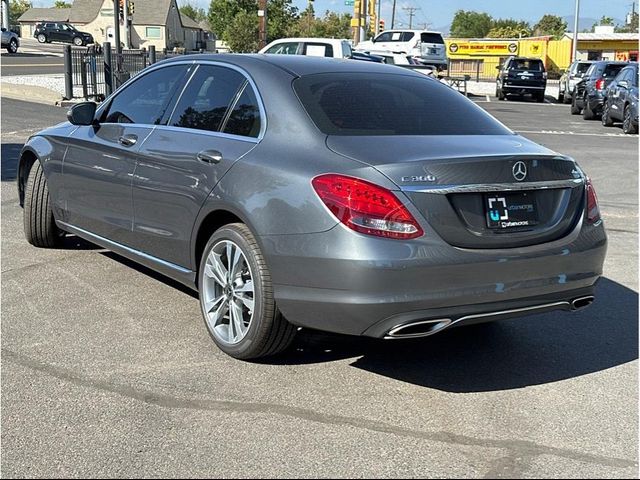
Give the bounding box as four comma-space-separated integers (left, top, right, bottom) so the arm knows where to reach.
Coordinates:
569, 60, 638, 134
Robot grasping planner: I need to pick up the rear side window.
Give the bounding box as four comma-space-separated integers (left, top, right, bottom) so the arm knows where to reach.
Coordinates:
102, 65, 187, 125
603, 64, 625, 78
293, 73, 511, 136
576, 62, 591, 74
223, 85, 261, 138
170, 65, 245, 133
421, 33, 444, 44
303, 43, 333, 57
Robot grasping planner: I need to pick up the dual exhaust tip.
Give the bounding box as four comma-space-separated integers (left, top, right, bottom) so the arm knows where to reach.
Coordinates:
385, 295, 595, 339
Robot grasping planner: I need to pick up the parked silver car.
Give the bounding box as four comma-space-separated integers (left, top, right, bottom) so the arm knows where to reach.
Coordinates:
558, 60, 592, 104
18, 55, 606, 360
1, 27, 19, 54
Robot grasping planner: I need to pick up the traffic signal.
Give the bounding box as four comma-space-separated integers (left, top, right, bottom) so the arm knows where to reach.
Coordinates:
128, 1, 135, 15
379, 19, 385, 32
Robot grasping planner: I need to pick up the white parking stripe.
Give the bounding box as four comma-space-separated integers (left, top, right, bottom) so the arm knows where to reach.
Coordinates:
517, 129, 635, 137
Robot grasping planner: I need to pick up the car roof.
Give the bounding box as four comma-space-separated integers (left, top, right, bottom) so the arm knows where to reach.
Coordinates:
264, 38, 348, 43
159, 53, 422, 78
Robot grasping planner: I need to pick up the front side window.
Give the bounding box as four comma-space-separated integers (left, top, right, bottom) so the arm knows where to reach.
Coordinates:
146, 27, 161, 39
294, 73, 511, 136
374, 32, 392, 43
102, 65, 187, 125
265, 42, 299, 55
170, 65, 245, 133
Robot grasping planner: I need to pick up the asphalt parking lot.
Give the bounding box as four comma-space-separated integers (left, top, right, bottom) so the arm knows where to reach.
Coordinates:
1, 96, 638, 478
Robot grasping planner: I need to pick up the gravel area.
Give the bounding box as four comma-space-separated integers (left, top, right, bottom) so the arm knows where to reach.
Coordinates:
1, 74, 66, 97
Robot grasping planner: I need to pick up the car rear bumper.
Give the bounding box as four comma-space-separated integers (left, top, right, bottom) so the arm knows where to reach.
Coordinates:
260, 217, 607, 338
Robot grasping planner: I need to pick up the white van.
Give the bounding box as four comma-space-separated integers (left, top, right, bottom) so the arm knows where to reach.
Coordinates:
356, 30, 447, 70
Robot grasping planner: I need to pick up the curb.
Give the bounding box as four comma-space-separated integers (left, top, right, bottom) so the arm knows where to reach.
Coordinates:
0, 82, 63, 106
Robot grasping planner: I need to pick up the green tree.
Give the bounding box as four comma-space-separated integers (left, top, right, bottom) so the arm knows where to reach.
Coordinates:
314, 11, 352, 38
532, 14, 567, 38
9, 0, 32, 25
450, 10, 493, 38
266, 0, 299, 40
208, 0, 256, 38
225, 9, 258, 52
180, 2, 207, 22
591, 16, 614, 31
54, 1, 72, 7
616, 12, 639, 33
488, 18, 531, 38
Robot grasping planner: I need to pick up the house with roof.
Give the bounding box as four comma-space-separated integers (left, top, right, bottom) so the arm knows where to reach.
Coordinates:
18, 0, 205, 51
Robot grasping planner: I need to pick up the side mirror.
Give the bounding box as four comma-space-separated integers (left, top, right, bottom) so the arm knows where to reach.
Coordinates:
67, 102, 97, 126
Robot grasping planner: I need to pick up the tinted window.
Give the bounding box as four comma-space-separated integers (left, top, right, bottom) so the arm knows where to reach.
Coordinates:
294, 73, 511, 136
576, 62, 591, 74
603, 64, 626, 78
509, 59, 543, 71
341, 42, 352, 58
265, 42, 299, 54
44, 23, 55, 29
103, 65, 187, 125
374, 32, 393, 42
421, 33, 444, 44
223, 85, 261, 138
400, 32, 415, 42
170, 65, 245, 133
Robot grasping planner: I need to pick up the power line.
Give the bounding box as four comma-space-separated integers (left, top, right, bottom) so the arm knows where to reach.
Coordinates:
402, 6, 420, 29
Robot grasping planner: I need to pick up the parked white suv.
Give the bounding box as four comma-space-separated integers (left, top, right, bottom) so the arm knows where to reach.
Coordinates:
356, 30, 447, 70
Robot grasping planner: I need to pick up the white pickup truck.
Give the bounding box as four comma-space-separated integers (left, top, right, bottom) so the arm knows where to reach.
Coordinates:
355, 29, 447, 70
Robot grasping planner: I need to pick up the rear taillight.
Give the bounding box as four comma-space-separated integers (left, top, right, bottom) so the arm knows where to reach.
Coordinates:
586, 177, 601, 223
595, 78, 605, 90
312, 174, 424, 240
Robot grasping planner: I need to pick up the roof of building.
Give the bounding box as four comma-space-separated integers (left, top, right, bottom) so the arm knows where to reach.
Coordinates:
68, 0, 103, 23
180, 14, 201, 30
18, 7, 71, 23
563, 32, 639, 41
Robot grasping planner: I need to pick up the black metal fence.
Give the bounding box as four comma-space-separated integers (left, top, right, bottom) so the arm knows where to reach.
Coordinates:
64, 42, 185, 101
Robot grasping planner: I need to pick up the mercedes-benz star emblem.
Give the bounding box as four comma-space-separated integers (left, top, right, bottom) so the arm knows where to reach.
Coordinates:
512, 161, 527, 181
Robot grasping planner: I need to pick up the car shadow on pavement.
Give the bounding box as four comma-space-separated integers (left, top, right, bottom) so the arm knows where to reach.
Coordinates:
274, 277, 637, 392
1, 143, 22, 181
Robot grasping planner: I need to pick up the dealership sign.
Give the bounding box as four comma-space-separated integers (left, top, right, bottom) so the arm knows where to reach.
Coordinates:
446, 41, 519, 56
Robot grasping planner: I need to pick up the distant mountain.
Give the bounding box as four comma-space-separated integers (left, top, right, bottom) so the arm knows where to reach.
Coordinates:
562, 15, 626, 32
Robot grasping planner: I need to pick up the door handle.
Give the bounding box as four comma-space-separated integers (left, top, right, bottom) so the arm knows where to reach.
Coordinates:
197, 150, 223, 164
118, 134, 138, 147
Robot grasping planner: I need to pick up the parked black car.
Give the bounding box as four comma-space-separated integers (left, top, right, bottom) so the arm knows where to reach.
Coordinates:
496, 57, 547, 102
602, 63, 638, 134
571, 60, 628, 119
34, 22, 94, 46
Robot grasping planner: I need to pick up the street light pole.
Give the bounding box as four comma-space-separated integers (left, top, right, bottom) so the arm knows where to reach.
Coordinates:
1, 0, 9, 31
572, 0, 580, 62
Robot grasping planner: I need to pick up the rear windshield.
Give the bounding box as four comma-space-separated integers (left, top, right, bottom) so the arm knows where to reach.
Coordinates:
509, 59, 543, 71
293, 73, 511, 136
421, 33, 444, 44
602, 64, 626, 78
576, 62, 591, 74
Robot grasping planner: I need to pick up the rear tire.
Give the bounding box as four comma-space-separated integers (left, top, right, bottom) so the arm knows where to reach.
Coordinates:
536, 91, 545, 103
23, 161, 63, 248
570, 92, 581, 115
497, 86, 505, 101
582, 96, 597, 120
623, 104, 638, 134
198, 223, 296, 360
601, 100, 614, 127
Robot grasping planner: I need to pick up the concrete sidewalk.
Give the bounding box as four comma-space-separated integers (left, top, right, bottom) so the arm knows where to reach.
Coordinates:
0, 82, 62, 106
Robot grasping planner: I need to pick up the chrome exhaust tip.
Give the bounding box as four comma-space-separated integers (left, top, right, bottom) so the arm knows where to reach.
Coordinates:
385, 318, 452, 339
571, 296, 595, 311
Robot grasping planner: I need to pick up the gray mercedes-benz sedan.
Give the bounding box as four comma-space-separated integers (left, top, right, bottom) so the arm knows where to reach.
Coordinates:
18, 55, 607, 359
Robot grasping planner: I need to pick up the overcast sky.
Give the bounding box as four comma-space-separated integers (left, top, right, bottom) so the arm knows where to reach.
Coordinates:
30, 0, 635, 30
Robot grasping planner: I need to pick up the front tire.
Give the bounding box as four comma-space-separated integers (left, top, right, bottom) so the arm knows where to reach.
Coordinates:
72, 36, 83, 46
23, 161, 63, 248
37, 34, 47, 43
7, 38, 18, 54
198, 223, 296, 360
601, 100, 614, 127
623, 104, 638, 134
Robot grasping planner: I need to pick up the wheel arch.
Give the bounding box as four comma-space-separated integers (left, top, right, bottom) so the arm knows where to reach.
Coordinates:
17, 147, 39, 208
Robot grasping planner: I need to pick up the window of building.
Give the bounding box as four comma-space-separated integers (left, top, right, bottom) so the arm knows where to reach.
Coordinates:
146, 27, 162, 39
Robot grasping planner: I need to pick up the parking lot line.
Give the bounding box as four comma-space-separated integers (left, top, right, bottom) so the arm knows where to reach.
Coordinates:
517, 129, 634, 138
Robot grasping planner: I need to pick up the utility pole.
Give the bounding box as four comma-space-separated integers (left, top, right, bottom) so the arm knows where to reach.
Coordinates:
258, 0, 267, 49
571, 0, 580, 62
354, 0, 361, 44
113, 0, 122, 55
391, 0, 397, 29
376, 0, 381, 35
123, 0, 130, 49
402, 6, 420, 29
362, 0, 367, 40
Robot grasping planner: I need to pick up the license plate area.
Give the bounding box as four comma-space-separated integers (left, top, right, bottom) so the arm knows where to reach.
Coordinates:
485, 192, 538, 229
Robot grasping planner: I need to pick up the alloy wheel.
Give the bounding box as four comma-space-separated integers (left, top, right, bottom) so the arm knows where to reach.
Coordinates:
201, 240, 255, 345
37, 34, 46, 43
